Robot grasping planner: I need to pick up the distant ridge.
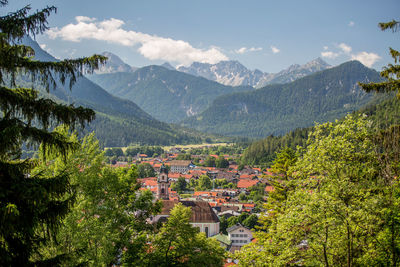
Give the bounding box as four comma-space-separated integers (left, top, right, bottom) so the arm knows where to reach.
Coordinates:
88, 65, 254, 123
180, 60, 382, 138
177, 58, 331, 88
21, 37, 203, 146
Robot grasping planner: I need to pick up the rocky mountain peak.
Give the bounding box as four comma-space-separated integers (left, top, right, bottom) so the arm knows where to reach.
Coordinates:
95, 51, 137, 74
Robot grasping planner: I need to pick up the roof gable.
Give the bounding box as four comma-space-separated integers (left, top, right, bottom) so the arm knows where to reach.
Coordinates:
160, 200, 220, 223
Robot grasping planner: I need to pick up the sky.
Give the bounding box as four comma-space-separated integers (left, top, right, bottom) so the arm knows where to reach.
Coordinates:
2, 0, 399, 72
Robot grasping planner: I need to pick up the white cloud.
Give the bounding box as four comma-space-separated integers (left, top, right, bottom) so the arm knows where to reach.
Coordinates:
270, 45, 280, 54
235, 47, 262, 54
39, 43, 52, 54
47, 16, 228, 65
321, 42, 380, 67
338, 43, 352, 54
348, 21, 355, 27
351, 52, 381, 67
75, 16, 96, 23
321, 51, 339, 59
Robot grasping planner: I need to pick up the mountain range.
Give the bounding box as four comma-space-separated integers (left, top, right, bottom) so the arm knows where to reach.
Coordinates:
88, 66, 254, 123
22, 37, 208, 146
177, 58, 331, 88
180, 60, 382, 138
23, 42, 384, 145
87, 51, 382, 139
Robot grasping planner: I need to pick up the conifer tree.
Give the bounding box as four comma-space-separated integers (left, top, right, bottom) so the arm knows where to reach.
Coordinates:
359, 19, 400, 97
0, 1, 106, 265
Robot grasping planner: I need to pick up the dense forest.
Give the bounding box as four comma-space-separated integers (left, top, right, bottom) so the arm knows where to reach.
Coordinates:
88, 66, 254, 123
182, 60, 382, 137
241, 93, 400, 166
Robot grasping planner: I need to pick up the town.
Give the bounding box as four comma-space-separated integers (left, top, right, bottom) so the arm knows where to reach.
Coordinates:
106, 144, 276, 256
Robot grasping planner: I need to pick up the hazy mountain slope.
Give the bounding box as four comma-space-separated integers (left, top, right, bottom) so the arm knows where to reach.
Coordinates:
88, 66, 254, 123
21, 37, 202, 146
180, 61, 381, 138
94, 51, 137, 74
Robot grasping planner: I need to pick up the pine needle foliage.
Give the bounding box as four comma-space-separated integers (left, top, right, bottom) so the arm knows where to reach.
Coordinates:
0, 1, 106, 265
359, 20, 400, 98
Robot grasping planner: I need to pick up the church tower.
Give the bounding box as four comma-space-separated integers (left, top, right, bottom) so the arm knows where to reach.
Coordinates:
157, 163, 169, 200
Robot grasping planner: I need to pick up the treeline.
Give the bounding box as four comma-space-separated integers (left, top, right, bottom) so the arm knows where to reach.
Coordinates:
241, 127, 310, 166
181, 60, 381, 138
241, 94, 400, 167
85, 113, 203, 147
105, 145, 164, 158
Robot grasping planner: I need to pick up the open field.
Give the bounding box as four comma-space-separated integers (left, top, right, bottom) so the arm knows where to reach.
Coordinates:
161, 143, 229, 151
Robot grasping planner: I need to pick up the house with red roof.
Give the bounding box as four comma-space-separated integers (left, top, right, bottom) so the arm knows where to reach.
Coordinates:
237, 179, 260, 190
265, 185, 275, 193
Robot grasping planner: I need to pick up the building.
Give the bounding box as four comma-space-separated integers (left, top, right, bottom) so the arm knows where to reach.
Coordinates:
152, 164, 220, 237
169, 160, 194, 173
157, 164, 170, 200
156, 200, 220, 237
211, 233, 232, 250
227, 223, 253, 247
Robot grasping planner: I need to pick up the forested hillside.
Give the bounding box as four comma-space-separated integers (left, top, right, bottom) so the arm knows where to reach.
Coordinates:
88, 66, 254, 122
21, 37, 209, 146
182, 60, 382, 137
241, 93, 400, 166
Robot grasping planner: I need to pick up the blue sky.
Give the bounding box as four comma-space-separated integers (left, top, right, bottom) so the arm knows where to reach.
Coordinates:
3, 0, 399, 72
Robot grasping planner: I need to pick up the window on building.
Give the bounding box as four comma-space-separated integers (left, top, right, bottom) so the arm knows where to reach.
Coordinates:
244, 234, 248, 237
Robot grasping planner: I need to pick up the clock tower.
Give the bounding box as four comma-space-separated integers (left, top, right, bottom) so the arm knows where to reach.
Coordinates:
157, 164, 169, 200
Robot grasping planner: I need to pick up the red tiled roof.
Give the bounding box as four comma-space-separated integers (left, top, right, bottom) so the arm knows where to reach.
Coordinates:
160, 200, 220, 223
193, 191, 218, 197
139, 178, 157, 187
239, 174, 254, 179
168, 172, 182, 178
169, 160, 192, 166
265, 186, 275, 192
237, 179, 259, 189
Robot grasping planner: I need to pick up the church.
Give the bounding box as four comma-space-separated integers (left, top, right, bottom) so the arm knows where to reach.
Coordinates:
152, 164, 220, 237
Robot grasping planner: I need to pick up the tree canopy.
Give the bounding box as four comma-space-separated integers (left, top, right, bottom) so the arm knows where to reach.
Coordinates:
359, 20, 400, 98
0, 1, 105, 265
124, 203, 226, 266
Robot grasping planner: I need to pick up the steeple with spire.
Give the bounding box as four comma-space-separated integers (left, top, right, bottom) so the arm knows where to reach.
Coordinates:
157, 163, 169, 200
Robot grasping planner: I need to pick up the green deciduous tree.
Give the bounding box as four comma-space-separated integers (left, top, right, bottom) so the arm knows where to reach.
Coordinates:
138, 162, 156, 178
0, 2, 106, 265
204, 156, 216, 167
124, 203, 226, 266
235, 115, 400, 266
216, 155, 229, 168
196, 175, 212, 191
33, 130, 161, 265
174, 177, 188, 193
